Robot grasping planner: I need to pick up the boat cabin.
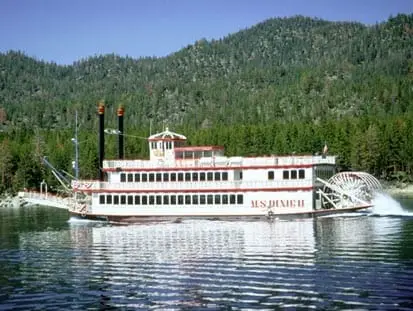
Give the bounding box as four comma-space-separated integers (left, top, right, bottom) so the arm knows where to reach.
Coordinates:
148, 128, 224, 164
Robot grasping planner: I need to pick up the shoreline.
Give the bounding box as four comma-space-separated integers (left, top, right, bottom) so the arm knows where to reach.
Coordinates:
382, 183, 413, 198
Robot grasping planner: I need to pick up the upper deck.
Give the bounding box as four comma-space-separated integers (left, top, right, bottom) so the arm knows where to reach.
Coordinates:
103, 155, 335, 171
102, 127, 335, 171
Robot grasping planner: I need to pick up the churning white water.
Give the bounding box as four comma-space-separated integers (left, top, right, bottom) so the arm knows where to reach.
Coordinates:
371, 192, 412, 216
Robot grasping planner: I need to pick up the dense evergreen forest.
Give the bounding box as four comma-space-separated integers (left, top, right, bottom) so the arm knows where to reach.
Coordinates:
0, 14, 412, 194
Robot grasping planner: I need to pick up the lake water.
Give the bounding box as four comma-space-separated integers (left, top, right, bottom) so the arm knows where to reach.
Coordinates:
0, 194, 413, 310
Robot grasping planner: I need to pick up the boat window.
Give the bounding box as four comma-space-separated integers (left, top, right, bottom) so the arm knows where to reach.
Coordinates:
120, 195, 126, 204
222, 172, 228, 181
200, 195, 206, 205
99, 195, 105, 204
163, 173, 169, 182
156, 173, 162, 182
207, 194, 213, 204
149, 173, 155, 182
234, 171, 243, 181
127, 195, 133, 205
185, 195, 191, 205
230, 194, 236, 204
237, 194, 243, 204
291, 170, 297, 179
268, 171, 274, 180
114, 195, 119, 205
127, 174, 133, 182
135, 195, 140, 205
142, 196, 148, 205
299, 169, 305, 179
120, 173, 126, 182
192, 195, 198, 204
134, 173, 140, 182
106, 195, 112, 204
283, 170, 289, 180
192, 172, 198, 181
171, 195, 176, 205
215, 194, 221, 204
163, 195, 169, 205
178, 195, 184, 205
185, 173, 191, 181
149, 195, 155, 205
222, 195, 228, 204
207, 172, 213, 181
171, 173, 176, 181
178, 173, 184, 182
200, 172, 206, 181
214, 172, 221, 181
142, 173, 148, 182
156, 195, 162, 205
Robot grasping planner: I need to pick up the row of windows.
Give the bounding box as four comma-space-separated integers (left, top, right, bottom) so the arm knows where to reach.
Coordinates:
268, 169, 306, 180
99, 194, 244, 205
120, 171, 229, 183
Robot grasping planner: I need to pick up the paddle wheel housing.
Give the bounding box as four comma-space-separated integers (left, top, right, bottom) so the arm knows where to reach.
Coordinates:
317, 172, 382, 209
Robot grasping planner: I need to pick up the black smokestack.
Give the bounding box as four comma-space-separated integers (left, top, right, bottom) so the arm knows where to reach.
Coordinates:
117, 105, 124, 159
98, 102, 105, 181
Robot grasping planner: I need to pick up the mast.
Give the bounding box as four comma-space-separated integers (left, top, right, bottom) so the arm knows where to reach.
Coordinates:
98, 102, 105, 181
74, 110, 79, 179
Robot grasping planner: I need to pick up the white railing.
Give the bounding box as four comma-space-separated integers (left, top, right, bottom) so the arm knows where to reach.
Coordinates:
18, 191, 71, 209
103, 155, 336, 170
73, 179, 313, 192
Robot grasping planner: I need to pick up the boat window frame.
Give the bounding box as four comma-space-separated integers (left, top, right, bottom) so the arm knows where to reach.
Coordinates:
127, 195, 133, 205
120, 173, 126, 182
192, 172, 198, 181
106, 195, 112, 204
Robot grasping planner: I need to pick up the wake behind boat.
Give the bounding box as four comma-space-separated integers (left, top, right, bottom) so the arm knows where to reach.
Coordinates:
64, 103, 382, 223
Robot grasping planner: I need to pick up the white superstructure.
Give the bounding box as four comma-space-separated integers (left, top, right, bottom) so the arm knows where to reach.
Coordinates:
70, 128, 351, 222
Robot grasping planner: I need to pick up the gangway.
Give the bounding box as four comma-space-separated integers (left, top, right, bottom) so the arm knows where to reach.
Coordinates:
18, 191, 71, 210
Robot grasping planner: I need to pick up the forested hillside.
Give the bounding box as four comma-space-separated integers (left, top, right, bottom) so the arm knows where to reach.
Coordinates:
0, 14, 412, 194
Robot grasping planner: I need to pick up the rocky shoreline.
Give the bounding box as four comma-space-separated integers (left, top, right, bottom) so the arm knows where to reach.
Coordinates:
0, 194, 26, 208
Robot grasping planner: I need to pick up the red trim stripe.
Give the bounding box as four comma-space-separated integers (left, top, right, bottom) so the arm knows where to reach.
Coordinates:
103, 164, 314, 172
76, 186, 314, 194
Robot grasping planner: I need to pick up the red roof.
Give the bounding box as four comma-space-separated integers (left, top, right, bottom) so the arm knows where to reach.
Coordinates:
175, 146, 224, 152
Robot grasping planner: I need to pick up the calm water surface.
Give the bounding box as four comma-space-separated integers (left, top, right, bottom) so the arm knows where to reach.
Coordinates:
0, 195, 413, 310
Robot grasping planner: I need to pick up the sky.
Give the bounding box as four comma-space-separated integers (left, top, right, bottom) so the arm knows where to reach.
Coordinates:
0, 0, 411, 65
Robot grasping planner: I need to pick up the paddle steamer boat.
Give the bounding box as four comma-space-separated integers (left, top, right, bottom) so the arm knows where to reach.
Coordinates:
69, 104, 382, 223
